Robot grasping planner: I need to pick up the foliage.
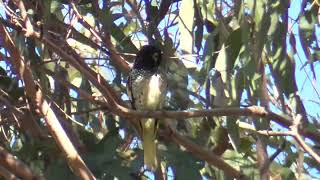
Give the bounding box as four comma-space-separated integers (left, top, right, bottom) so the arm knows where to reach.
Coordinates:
0, 0, 319, 179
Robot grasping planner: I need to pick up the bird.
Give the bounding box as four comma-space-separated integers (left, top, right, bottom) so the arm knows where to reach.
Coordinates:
127, 45, 167, 171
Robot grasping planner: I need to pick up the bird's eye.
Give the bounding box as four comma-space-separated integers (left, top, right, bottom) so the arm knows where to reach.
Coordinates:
152, 53, 159, 62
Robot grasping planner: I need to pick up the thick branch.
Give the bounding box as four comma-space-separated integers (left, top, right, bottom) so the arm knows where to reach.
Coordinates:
118, 106, 292, 125
104, 33, 130, 73
0, 165, 17, 180
0, 146, 43, 180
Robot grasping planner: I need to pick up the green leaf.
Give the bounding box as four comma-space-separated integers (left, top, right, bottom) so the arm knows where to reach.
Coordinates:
194, 3, 204, 53
201, 31, 216, 64
85, 132, 139, 179
223, 150, 259, 178
167, 58, 189, 109
300, 9, 317, 31
269, 163, 295, 179
123, 20, 139, 35
50, 0, 62, 13
272, 56, 294, 97
96, 8, 138, 54
215, 27, 242, 82
198, 0, 217, 25
179, 0, 195, 54
164, 144, 202, 179
267, 11, 279, 36
45, 159, 76, 180
76, 78, 92, 123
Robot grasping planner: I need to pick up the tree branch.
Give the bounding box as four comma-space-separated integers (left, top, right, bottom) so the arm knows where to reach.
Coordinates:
0, 146, 43, 180
161, 128, 246, 179
12, 0, 34, 37
0, 165, 17, 180
239, 116, 320, 164
291, 115, 320, 164
0, 22, 96, 180
69, 1, 103, 43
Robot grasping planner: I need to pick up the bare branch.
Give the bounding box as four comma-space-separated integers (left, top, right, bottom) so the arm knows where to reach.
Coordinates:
291, 115, 320, 164
0, 146, 44, 180
256, 130, 293, 137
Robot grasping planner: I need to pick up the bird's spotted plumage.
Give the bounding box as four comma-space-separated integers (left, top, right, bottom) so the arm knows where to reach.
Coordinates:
127, 45, 167, 171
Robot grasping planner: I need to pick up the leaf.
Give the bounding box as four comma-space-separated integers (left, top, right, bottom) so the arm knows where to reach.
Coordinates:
210, 126, 229, 155
254, 1, 268, 31
50, 0, 62, 13
214, 28, 243, 148
245, 0, 268, 31
193, 31, 218, 87
68, 66, 82, 87
226, 73, 244, 152
215, 27, 242, 82
267, 11, 279, 36
269, 163, 295, 179
194, 3, 204, 53
300, 9, 317, 31
163, 144, 202, 179
223, 150, 259, 178
167, 59, 189, 109
201, 31, 216, 64
85, 132, 139, 179
238, 137, 253, 154
96, 8, 138, 54
272, 56, 294, 97
76, 78, 92, 123
198, 0, 217, 26
45, 159, 76, 180
179, 0, 195, 54
123, 20, 139, 35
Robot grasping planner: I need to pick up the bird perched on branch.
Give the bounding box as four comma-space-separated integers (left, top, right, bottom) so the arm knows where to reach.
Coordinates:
127, 45, 167, 171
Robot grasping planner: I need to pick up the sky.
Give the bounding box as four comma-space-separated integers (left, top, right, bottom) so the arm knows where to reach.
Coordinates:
289, 1, 320, 117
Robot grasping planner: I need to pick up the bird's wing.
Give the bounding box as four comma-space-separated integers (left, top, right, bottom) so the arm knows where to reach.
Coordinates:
127, 74, 136, 110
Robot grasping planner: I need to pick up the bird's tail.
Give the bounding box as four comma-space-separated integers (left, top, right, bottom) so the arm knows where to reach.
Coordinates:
141, 118, 157, 171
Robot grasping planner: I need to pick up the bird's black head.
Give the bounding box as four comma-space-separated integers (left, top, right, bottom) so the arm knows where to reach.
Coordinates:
133, 45, 162, 71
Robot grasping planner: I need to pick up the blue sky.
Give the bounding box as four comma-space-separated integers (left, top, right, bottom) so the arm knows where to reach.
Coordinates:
289, 1, 320, 117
